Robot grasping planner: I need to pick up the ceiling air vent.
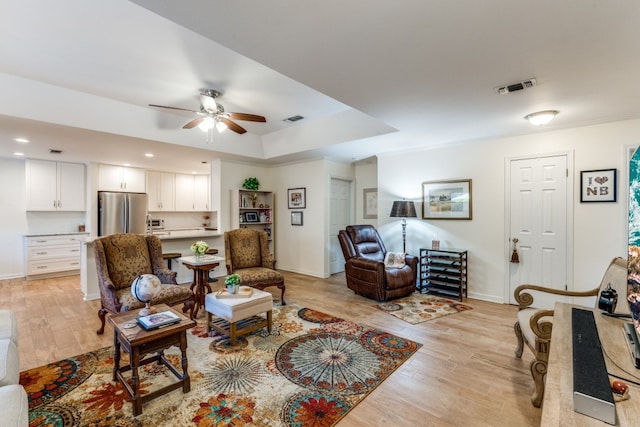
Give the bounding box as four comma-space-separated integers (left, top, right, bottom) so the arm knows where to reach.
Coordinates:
283, 115, 304, 123
49, 149, 63, 154
496, 78, 537, 95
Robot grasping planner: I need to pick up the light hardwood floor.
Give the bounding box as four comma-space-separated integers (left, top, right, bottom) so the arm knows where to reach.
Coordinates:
0, 271, 541, 426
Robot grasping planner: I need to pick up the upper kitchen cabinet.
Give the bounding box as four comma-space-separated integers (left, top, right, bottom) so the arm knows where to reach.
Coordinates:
98, 164, 146, 193
26, 159, 86, 211
146, 171, 175, 212
175, 174, 210, 211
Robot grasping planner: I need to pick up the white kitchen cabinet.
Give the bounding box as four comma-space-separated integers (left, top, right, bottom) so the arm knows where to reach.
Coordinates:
194, 175, 210, 211
146, 171, 175, 211
98, 164, 146, 192
175, 174, 210, 211
25, 159, 86, 211
24, 234, 86, 279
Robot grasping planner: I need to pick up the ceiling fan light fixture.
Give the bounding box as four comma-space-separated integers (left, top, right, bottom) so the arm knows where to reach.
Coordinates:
198, 117, 214, 132
525, 110, 558, 126
215, 120, 228, 133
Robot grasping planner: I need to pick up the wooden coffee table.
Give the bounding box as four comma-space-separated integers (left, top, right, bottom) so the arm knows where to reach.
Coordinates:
108, 304, 196, 416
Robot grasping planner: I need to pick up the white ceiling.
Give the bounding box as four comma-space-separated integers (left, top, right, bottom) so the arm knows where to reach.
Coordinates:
1, 0, 639, 174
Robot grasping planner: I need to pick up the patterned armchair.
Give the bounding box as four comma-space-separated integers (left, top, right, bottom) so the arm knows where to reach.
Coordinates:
224, 228, 286, 305
93, 233, 195, 334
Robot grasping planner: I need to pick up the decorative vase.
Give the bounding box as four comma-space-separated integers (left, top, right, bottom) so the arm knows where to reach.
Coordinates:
227, 285, 238, 294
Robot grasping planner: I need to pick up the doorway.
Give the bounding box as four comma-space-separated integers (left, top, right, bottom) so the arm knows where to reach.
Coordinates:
329, 178, 352, 274
507, 154, 572, 306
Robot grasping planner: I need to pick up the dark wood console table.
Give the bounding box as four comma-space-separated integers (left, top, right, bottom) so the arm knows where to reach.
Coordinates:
541, 302, 640, 425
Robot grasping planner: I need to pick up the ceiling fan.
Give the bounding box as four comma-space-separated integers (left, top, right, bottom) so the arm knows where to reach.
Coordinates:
149, 89, 266, 135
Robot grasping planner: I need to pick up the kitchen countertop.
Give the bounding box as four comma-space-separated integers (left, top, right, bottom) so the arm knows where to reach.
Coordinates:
152, 228, 221, 240
24, 232, 90, 237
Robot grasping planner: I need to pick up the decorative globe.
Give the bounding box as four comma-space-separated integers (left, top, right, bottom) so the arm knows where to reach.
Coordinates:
131, 274, 161, 315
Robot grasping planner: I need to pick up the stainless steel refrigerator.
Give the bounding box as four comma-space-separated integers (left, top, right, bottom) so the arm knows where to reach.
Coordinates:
98, 191, 148, 236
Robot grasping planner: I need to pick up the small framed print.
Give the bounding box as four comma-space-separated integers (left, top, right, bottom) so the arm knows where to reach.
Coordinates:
580, 169, 617, 202
291, 211, 303, 226
363, 188, 377, 219
288, 187, 306, 209
244, 212, 258, 222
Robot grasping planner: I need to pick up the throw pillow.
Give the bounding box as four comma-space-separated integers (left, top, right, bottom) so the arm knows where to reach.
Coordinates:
384, 252, 406, 269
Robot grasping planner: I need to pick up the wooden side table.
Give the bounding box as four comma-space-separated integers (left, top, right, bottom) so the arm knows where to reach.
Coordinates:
179, 255, 224, 318
108, 304, 196, 416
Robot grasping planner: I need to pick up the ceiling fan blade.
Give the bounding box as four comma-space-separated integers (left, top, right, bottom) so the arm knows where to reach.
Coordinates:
183, 117, 205, 129
149, 104, 199, 114
221, 118, 247, 134
200, 95, 218, 113
229, 112, 266, 122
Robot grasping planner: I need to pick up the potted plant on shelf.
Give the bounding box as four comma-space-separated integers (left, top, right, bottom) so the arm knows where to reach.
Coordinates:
249, 193, 258, 207
243, 177, 260, 190
225, 273, 241, 294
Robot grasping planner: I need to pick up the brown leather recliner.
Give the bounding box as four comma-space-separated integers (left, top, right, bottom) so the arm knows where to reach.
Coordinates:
338, 225, 418, 301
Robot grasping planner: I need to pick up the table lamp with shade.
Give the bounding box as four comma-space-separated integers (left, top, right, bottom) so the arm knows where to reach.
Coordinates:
390, 200, 417, 253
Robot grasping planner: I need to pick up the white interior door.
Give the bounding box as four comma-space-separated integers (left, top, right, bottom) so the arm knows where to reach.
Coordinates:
508, 155, 569, 307
329, 178, 352, 274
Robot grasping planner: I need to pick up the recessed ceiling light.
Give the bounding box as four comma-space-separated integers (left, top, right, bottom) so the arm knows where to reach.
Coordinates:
144, 153, 154, 158
13, 152, 24, 156
123, 163, 131, 167
14, 137, 29, 143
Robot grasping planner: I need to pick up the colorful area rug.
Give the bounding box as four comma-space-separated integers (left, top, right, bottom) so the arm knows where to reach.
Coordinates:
20, 304, 421, 427
376, 293, 472, 324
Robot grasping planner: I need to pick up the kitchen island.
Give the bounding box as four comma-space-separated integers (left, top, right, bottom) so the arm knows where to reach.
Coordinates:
81, 228, 223, 301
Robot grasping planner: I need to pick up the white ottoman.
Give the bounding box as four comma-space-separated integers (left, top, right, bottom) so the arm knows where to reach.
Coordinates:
205, 287, 273, 345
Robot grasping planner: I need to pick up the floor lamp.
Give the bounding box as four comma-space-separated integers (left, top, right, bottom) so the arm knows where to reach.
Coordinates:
390, 200, 417, 253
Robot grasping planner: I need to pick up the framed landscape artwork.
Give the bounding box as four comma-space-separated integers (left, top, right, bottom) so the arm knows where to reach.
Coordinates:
288, 187, 306, 209
422, 179, 472, 220
580, 168, 617, 202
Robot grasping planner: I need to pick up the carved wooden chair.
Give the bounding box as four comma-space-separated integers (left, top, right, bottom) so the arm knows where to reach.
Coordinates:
224, 228, 286, 304
513, 256, 628, 407
93, 233, 194, 334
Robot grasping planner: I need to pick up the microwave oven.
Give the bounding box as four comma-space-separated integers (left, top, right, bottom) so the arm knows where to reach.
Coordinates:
147, 218, 164, 229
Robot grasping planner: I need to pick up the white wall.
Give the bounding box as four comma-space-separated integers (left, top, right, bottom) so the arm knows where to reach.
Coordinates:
377, 118, 639, 302
0, 158, 29, 278
271, 159, 327, 276
354, 159, 378, 226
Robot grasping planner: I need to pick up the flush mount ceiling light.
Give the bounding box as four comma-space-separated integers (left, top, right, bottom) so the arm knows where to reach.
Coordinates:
525, 110, 559, 126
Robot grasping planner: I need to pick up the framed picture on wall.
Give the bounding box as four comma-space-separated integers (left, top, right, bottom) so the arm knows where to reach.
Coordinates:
422, 179, 472, 220
288, 187, 306, 209
291, 211, 303, 226
363, 188, 377, 219
580, 169, 617, 202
